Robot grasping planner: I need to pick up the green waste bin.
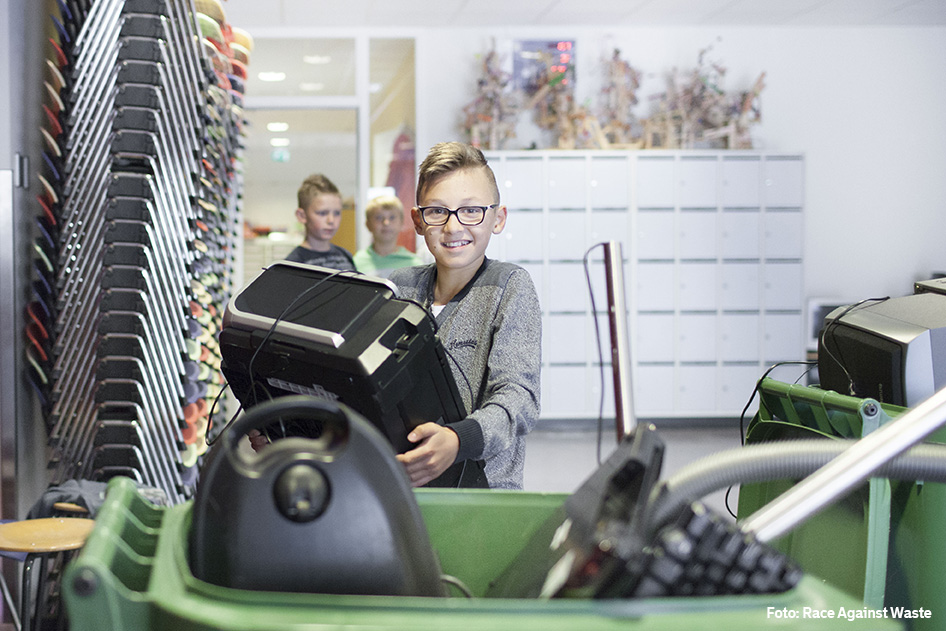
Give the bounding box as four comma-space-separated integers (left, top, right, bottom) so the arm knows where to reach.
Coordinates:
63, 476, 903, 631
737, 379, 946, 631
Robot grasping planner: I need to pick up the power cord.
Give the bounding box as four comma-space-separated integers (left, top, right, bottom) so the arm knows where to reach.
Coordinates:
738, 360, 818, 447
403, 298, 476, 489
724, 359, 817, 519
582, 242, 610, 466
205, 268, 358, 445
818, 296, 890, 397
440, 573, 473, 598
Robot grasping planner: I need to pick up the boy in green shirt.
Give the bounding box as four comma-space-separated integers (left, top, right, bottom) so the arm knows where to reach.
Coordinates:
353, 195, 422, 278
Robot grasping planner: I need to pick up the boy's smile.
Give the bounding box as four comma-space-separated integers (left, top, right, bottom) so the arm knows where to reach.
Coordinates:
413, 167, 506, 278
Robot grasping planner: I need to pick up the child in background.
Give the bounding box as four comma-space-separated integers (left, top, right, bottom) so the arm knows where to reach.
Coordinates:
389, 142, 541, 490
284, 173, 355, 270
353, 195, 422, 278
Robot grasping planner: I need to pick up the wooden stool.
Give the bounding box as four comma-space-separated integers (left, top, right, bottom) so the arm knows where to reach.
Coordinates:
50, 503, 89, 517
0, 518, 95, 631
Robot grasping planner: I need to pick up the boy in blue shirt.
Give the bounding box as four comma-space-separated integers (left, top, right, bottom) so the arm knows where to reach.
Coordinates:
390, 142, 541, 489
284, 173, 355, 270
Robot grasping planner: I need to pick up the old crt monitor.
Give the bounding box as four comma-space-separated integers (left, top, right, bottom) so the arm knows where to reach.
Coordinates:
817, 291, 946, 406
219, 261, 466, 457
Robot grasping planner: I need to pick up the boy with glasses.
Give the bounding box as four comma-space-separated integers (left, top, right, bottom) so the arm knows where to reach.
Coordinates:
284, 173, 355, 270
390, 142, 541, 489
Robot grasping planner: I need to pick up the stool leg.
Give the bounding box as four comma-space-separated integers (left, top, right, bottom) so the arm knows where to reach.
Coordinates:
56, 552, 73, 631
0, 564, 21, 631
35, 554, 50, 631
22, 554, 35, 631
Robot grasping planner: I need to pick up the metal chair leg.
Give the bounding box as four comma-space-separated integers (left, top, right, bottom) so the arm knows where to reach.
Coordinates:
0, 562, 21, 631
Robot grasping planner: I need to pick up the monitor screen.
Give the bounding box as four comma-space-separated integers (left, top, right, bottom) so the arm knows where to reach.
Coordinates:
818, 292, 946, 406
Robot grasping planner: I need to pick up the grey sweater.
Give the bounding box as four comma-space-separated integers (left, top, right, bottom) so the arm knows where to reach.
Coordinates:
389, 259, 542, 489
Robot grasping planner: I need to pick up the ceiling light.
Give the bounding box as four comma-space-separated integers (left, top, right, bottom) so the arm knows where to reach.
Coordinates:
303, 55, 331, 65
369, 82, 383, 93
258, 71, 286, 82
267, 122, 290, 132
270, 138, 290, 147
299, 82, 325, 92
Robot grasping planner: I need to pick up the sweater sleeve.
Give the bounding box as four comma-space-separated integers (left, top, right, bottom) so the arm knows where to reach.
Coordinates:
460, 268, 542, 463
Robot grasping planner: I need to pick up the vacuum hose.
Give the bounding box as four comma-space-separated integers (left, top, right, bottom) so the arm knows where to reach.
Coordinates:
649, 439, 946, 532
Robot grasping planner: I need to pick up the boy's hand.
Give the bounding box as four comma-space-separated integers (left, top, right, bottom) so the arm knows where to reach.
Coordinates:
395, 423, 459, 487
247, 429, 269, 453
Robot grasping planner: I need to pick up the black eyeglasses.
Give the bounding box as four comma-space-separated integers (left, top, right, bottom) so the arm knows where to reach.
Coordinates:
417, 204, 499, 226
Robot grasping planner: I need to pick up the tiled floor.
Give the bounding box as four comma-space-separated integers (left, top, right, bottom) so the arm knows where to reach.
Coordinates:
523, 423, 744, 519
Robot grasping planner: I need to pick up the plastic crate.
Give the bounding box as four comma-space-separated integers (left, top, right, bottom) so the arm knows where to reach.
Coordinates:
63, 476, 901, 631
738, 379, 945, 631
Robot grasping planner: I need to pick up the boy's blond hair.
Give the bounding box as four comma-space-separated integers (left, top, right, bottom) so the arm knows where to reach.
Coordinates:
297, 173, 340, 209
365, 194, 404, 221
416, 142, 500, 205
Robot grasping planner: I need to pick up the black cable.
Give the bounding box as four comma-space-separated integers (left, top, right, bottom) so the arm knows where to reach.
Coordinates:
738, 360, 817, 446
726, 359, 818, 518
204, 380, 236, 446
440, 342, 476, 407
246, 269, 357, 407
205, 269, 358, 446
583, 242, 609, 465
723, 485, 737, 520
818, 296, 890, 397
402, 298, 476, 489
440, 573, 473, 598
401, 296, 476, 406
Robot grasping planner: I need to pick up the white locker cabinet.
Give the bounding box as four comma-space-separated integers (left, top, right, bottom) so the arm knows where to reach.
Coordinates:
547, 262, 588, 313
636, 313, 675, 363
677, 263, 717, 311
502, 210, 544, 262
590, 211, 629, 254
634, 364, 675, 416
500, 158, 544, 209
720, 211, 760, 259
590, 158, 630, 209
719, 262, 761, 311
482, 150, 805, 420
636, 262, 676, 311
635, 212, 675, 260
636, 157, 676, 208
544, 365, 591, 416
548, 210, 588, 261
676, 158, 718, 208
719, 313, 761, 362
763, 158, 804, 207
721, 157, 762, 208
548, 313, 588, 364
678, 314, 718, 363
676, 365, 719, 414
763, 211, 803, 260
678, 211, 718, 260
548, 157, 587, 209
718, 364, 764, 412
763, 313, 805, 363
763, 263, 803, 311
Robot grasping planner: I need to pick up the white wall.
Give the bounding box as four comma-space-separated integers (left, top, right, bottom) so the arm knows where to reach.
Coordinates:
417, 26, 946, 303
